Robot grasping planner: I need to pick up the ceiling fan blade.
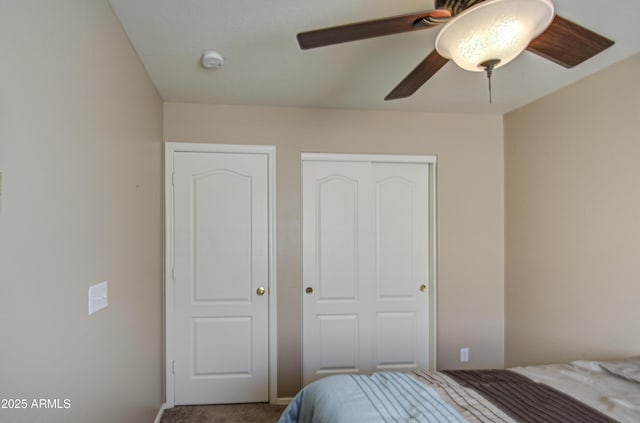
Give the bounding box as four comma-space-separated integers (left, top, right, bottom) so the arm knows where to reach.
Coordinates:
385, 50, 449, 100
527, 15, 614, 68
297, 9, 451, 49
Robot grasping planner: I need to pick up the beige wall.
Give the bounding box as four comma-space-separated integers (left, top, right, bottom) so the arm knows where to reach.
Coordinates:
0, 1, 163, 422
164, 103, 505, 397
504, 53, 640, 366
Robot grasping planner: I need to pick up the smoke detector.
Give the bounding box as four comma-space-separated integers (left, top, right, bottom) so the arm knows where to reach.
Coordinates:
201, 50, 224, 69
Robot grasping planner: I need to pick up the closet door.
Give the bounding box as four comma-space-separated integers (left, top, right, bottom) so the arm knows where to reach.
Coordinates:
302, 161, 374, 384
302, 157, 430, 385
371, 163, 429, 372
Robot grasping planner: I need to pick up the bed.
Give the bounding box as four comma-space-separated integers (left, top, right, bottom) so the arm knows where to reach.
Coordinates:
279, 357, 640, 422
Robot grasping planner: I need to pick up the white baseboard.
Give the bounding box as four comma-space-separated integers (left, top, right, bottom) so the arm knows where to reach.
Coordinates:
273, 397, 293, 406
154, 403, 166, 423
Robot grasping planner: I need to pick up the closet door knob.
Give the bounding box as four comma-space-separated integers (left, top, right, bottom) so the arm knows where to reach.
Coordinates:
305, 287, 313, 294
256, 287, 266, 296
419, 284, 428, 292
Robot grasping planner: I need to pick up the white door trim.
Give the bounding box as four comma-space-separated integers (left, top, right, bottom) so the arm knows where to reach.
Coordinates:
301, 152, 438, 370
165, 142, 277, 407
301, 153, 436, 164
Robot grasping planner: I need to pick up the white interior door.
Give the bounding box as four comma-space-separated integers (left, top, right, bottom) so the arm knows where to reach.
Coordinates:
302, 161, 374, 384
371, 163, 429, 372
172, 151, 269, 405
302, 157, 430, 385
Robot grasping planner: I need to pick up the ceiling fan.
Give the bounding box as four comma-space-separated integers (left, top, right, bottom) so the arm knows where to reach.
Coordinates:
296, 0, 614, 101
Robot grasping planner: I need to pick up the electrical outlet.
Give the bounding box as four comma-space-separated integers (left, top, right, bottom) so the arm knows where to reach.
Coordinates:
460, 347, 469, 363
88, 281, 108, 315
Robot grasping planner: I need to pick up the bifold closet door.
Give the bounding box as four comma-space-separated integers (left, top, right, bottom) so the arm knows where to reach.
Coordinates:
302, 159, 429, 385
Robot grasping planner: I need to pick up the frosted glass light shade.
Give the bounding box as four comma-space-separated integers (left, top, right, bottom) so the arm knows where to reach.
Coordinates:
435, 0, 555, 71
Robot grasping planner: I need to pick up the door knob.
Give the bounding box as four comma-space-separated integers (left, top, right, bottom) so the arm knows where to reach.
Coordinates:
305, 287, 313, 294
256, 286, 266, 296
419, 284, 428, 292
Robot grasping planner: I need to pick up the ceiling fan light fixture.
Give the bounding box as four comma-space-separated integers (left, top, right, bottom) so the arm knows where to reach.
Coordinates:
435, 0, 555, 72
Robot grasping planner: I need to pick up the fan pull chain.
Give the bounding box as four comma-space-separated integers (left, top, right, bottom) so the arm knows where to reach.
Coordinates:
480, 59, 501, 105
487, 69, 492, 104
488, 69, 492, 104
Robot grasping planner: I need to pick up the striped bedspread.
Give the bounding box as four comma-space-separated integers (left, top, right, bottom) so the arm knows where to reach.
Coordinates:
278, 368, 624, 423
279, 372, 509, 423
443, 370, 617, 423
347, 372, 467, 421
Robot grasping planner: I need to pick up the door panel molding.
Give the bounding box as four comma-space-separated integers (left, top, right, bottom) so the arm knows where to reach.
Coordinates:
165, 143, 277, 407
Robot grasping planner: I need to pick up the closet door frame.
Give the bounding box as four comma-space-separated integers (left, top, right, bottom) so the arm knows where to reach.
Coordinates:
301, 153, 438, 372
165, 142, 278, 407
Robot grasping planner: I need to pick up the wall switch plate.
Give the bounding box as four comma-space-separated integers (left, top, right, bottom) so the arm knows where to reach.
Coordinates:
88, 281, 108, 315
460, 347, 469, 363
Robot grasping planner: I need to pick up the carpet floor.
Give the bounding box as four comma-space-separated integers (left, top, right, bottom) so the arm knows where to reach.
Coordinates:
160, 403, 287, 423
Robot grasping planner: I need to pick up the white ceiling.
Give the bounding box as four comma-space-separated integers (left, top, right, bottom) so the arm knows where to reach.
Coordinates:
109, 0, 640, 114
